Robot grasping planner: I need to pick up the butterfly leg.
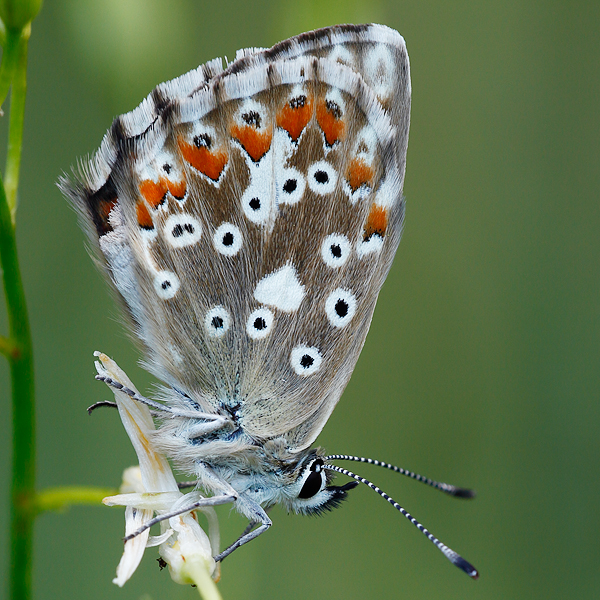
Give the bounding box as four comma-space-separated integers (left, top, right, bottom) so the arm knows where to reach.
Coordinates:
123, 493, 236, 542
184, 419, 233, 439
194, 463, 272, 562
96, 373, 232, 425
213, 500, 271, 563
234, 505, 273, 544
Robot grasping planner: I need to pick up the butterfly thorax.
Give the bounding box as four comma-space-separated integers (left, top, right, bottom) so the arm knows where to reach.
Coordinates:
152, 408, 348, 514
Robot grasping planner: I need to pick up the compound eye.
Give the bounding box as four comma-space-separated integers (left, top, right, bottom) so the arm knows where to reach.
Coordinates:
298, 460, 324, 499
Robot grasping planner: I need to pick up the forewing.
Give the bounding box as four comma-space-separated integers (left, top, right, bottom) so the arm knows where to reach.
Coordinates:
60, 24, 410, 451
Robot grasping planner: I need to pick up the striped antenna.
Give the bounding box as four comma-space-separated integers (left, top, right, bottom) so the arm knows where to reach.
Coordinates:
324, 454, 475, 498
323, 462, 479, 579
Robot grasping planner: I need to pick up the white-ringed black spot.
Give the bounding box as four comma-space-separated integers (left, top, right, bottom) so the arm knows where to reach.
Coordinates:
308, 161, 337, 195
205, 306, 231, 338
277, 167, 306, 205
290, 345, 322, 376
300, 354, 314, 368
172, 222, 195, 238
325, 288, 356, 328
315, 170, 328, 184
162, 163, 172, 174
249, 197, 261, 210
247, 308, 274, 340
194, 133, 211, 149
283, 179, 297, 193
164, 214, 202, 248
213, 222, 242, 256
154, 271, 180, 300
321, 233, 351, 268
335, 299, 349, 318
290, 95, 307, 109
326, 99, 342, 119
242, 110, 261, 128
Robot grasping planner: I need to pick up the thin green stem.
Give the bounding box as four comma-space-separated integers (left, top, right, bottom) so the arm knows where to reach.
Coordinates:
4, 26, 29, 221
1, 170, 35, 600
0, 28, 20, 112
184, 557, 223, 600
35, 486, 118, 514
0, 28, 34, 600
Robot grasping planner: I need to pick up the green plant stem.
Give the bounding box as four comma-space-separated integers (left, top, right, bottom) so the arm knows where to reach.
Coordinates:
183, 558, 223, 600
0, 27, 34, 600
35, 486, 118, 513
0, 28, 21, 113
4, 27, 29, 221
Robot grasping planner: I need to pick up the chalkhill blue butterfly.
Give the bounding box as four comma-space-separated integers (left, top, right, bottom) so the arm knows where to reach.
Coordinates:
60, 23, 478, 579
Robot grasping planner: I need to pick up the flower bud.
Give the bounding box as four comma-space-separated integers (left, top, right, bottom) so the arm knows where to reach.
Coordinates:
0, 0, 42, 31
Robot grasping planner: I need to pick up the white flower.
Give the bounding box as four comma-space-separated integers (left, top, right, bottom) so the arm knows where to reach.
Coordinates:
95, 352, 221, 597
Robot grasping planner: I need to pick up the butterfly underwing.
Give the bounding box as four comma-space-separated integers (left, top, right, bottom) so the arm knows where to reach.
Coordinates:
60, 24, 477, 577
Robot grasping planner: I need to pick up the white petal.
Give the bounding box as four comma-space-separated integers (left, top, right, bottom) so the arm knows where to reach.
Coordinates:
113, 506, 152, 587
103, 491, 181, 510
159, 513, 215, 585
147, 529, 174, 547
119, 466, 144, 493
94, 352, 179, 493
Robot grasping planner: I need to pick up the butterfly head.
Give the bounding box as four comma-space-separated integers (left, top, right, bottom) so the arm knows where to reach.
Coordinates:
289, 457, 359, 515
248, 452, 358, 516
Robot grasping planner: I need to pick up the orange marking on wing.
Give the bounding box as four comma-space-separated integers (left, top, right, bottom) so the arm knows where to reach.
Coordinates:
166, 178, 187, 200
136, 200, 154, 230
178, 138, 228, 181
347, 158, 375, 192
96, 197, 117, 234
276, 95, 313, 141
139, 179, 168, 209
230, 124, 272, 162
364, 204, 388, 240
98, 197, 117, 222
316, 99, 345, 146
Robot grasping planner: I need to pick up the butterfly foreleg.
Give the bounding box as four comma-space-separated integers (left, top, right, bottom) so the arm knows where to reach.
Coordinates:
183, 418, 232, 440
96, 373, 231, 425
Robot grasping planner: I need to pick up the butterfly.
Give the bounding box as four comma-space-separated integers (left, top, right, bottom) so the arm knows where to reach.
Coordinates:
60, 23, 477, 578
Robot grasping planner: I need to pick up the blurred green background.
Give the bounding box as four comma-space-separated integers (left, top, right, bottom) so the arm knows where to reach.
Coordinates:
1, 0, 599, 599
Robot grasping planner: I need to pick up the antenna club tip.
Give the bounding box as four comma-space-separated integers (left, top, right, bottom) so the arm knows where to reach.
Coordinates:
453, 555, 479, 579
453, 487, 476, 499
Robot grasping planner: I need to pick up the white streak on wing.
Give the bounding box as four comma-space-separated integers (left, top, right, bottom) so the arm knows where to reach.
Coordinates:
357, 234, 384, 258
254, 265, 305, 312
374, 165, 402, 209
240, 147, 275, 226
